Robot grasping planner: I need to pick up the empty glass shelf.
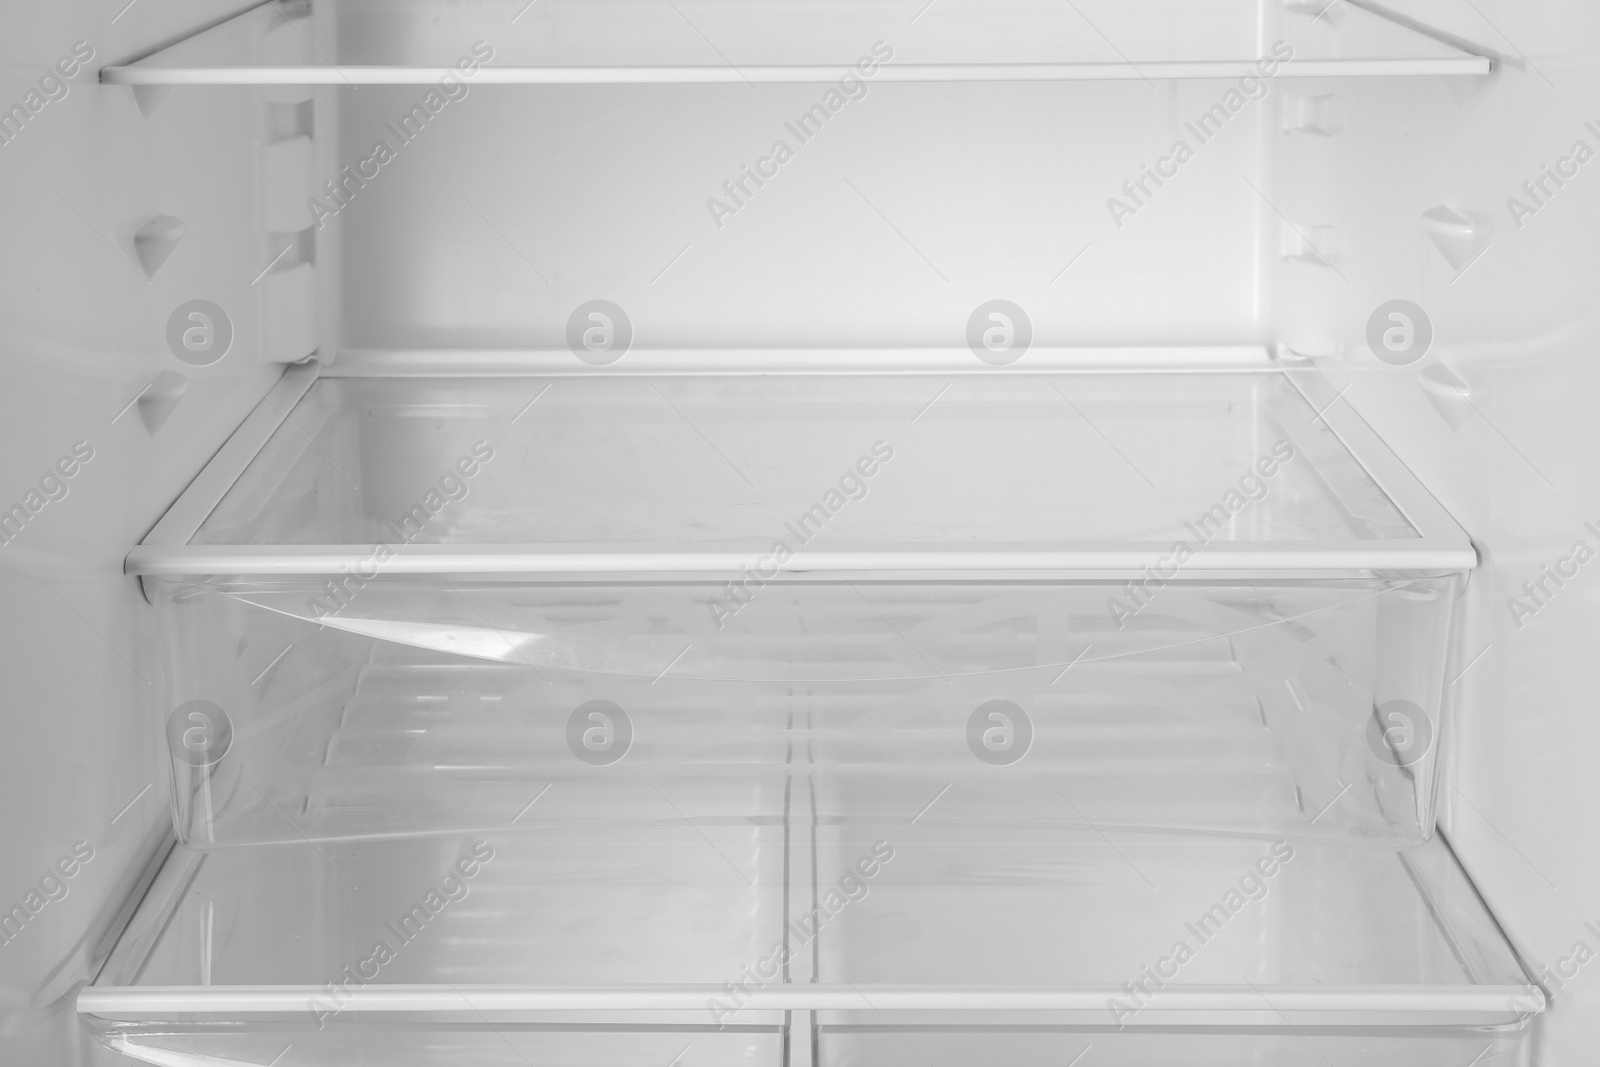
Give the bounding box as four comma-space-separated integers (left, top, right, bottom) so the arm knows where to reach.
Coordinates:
81, 828, 1541, 1066
101, 0, 1493, 86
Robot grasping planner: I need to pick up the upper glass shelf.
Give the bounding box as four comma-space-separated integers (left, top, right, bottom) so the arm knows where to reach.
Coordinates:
125, 359, 1476, 577
189, 370, 1416, 547
102, 0, 1492, 86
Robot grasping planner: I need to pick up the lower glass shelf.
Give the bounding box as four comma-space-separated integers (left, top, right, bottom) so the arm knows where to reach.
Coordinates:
81, 825, 1540, 1066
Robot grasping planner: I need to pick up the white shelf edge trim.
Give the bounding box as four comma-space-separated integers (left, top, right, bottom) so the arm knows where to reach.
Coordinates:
100, 58, 1491, 85
78, 983, 1543, 1016
125, 544, 1479, 578
327, 347, 1275, 377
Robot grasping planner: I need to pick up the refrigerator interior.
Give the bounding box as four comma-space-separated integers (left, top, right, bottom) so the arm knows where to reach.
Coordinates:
1, 0, 1597, 1064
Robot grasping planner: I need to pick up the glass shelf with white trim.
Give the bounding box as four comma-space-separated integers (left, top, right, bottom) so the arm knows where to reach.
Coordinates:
81, 825, 1541, 1066
101, 0, 1492, 87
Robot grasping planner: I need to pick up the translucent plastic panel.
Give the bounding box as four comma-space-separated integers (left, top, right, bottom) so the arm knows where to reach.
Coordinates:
813, 1030, 1530, 1067
192, 373, 1416, 547
132, 831, 784, 988
152, 573, 1456, 849
811, 825, 1528, 990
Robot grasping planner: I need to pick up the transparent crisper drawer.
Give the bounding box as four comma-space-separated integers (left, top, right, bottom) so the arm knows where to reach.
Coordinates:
131, 364, 1474, 849
152, 574, 1459, 850
81, 829, 1541, 1067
